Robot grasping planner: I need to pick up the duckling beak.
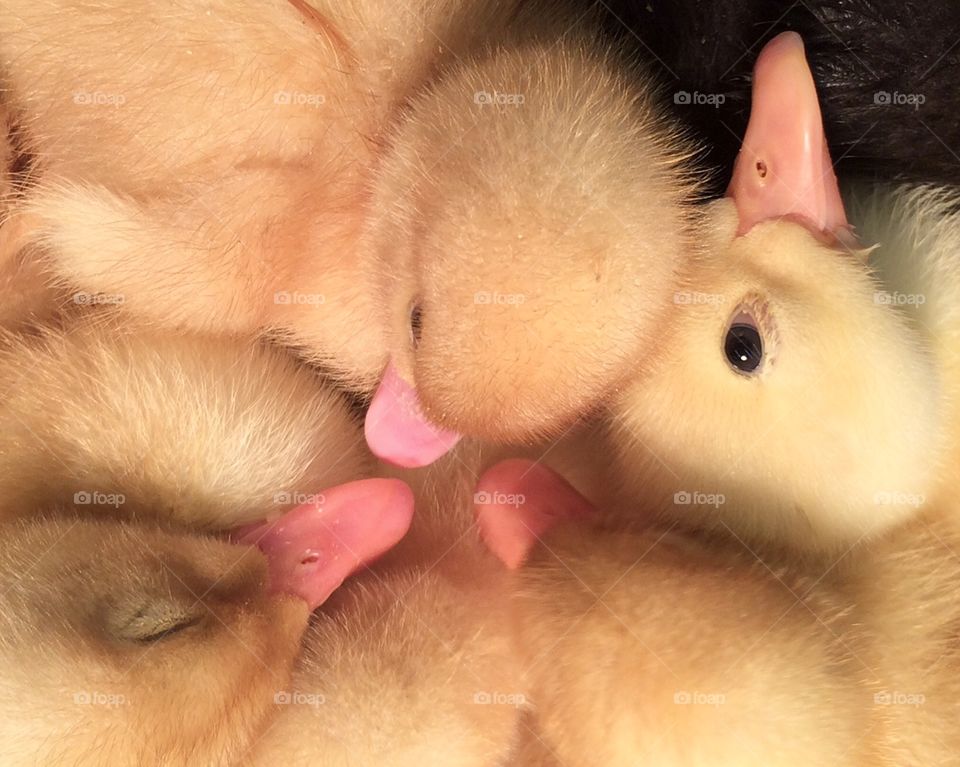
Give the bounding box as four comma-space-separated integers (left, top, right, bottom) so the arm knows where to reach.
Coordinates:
474, 459, 595, 570
364, 360, 461, 468
727, 32, 849, 240
233, 478, 414, 610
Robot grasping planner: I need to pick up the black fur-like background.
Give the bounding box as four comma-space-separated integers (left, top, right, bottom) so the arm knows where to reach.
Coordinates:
592, 0, 960, 193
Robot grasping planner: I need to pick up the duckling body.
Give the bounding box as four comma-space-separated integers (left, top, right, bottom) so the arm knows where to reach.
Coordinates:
479, 458, 960, 767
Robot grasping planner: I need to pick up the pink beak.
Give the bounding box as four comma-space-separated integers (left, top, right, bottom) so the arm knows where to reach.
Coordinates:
727, 32, 849, 238
233, 478, 414, 610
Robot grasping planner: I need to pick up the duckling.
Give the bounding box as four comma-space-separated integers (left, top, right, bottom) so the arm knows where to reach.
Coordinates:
0, 495, 518, 767
0, 513, 318, 767
0, 481, 422, 767
0, 318, 524, 765
476, 459, 876, 766
363, 32, 694, 464
0, 0, 397, 390
479, 459, 960, 767
242, 439, 596, 766
1, 0, 696, 466
609, 33, 950, 552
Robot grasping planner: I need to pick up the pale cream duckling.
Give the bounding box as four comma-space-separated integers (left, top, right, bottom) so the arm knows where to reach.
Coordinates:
2, 0, 502, 392
475, 459, 876, 767
477, 459, 960, 766
0, 509, 520, 767
609, 33, 946, 552
1, 0, 695, 467
362, 33, 695, 465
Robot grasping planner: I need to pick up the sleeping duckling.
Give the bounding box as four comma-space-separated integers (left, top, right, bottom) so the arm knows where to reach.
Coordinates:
0, 514, 327, 767
0, 478, 419, 767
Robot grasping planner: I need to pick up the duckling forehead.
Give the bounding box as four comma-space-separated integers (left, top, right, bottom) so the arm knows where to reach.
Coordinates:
719, 219, 857, 289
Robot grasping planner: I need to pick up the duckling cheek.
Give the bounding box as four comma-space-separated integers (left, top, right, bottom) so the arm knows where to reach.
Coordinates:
363, 360, 461, 467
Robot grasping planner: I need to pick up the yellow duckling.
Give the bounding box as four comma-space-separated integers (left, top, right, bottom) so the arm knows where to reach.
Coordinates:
611, 33, 950, 552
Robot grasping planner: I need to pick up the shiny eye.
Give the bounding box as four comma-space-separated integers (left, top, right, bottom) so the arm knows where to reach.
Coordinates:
724, 310, 764, 375
409, 303, 423, 348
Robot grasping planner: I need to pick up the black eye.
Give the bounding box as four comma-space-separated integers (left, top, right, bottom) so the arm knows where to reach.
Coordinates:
409, 303, 423, 348
724, 311, 764, 375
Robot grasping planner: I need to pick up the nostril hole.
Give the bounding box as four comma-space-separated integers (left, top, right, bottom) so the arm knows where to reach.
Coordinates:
755, 160, 768, 179
300, 551, 321, 566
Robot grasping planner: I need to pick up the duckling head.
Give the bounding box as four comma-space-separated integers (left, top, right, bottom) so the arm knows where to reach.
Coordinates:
0, 477, 413, 766
614, 33, 944, 550
0, 515, 308, 766
364, 42, 695, 466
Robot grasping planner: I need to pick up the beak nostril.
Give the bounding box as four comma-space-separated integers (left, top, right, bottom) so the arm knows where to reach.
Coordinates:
755, 159, 768, 179
300, 551, 321, 567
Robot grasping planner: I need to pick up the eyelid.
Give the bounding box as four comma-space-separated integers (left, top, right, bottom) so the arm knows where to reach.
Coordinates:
729, 309, 757, 328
